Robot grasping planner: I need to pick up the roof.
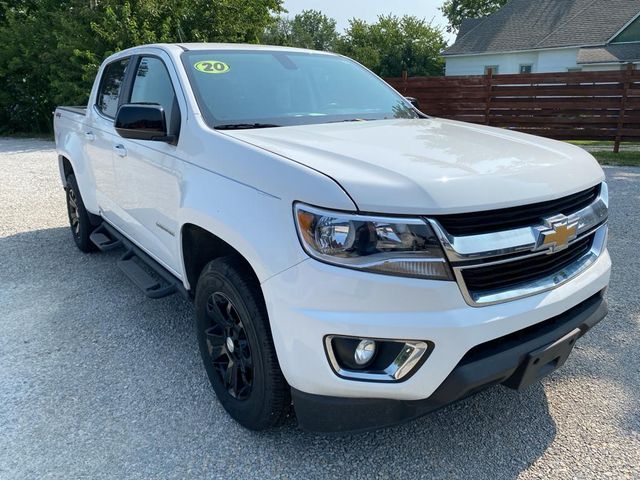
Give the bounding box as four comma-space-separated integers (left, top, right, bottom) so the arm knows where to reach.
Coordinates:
457, 18, 484, 37
110, 42, 333, 59
578, 43, 640, 64
177, 43, 332, 55
444, 0, 640, 56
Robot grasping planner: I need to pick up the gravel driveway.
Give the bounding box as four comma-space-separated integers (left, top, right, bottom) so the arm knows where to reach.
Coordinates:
1, 138, 638, 479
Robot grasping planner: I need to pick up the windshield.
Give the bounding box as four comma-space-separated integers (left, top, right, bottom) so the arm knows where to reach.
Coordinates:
181, 50, 419, 129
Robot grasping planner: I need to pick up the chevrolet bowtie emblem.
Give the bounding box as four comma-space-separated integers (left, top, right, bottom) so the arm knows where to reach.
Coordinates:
534, 215, 579, 253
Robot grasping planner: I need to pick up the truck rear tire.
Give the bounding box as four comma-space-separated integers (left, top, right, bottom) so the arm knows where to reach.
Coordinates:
65, 174, 97, 253
195, 256, 291, 430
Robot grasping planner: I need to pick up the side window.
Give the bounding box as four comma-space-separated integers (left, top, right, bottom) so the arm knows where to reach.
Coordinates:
130, 56, 180, 135
97, 58, 130, 118
519, 64, 533, 74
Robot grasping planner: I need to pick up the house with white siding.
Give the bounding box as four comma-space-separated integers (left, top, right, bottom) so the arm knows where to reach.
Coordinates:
443, 0, 640, 75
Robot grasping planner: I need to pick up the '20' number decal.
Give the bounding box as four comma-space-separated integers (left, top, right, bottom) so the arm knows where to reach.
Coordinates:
194, 60, 230, 74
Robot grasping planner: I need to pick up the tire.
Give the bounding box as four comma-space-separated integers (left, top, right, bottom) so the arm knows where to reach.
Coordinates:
195, 256, 290, 430
65, 174, 97, 253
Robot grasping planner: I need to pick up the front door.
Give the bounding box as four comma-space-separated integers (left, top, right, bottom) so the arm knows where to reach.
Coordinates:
112, 54, 183, 275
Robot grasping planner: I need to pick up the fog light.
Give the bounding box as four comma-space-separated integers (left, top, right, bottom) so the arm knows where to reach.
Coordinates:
326, 335, 433, 381
354, 339, 376, 366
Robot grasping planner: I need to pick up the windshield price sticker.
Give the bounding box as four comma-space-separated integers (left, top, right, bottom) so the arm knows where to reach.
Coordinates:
194, 60, 230, 74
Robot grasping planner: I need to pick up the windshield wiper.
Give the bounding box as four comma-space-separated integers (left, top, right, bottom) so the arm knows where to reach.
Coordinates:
215, 123, 281, 130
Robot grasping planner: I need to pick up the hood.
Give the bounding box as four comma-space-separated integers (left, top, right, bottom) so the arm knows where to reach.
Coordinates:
223, 118, 605, 215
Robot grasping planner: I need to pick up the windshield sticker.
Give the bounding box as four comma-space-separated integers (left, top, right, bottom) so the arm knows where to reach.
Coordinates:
194, 60, 230, 74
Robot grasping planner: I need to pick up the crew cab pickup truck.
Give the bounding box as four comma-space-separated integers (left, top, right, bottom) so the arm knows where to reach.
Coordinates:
54, 43, 611, 433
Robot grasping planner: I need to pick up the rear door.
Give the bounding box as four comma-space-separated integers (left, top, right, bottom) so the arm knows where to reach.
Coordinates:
111, 53, 184, 275
87, 57, 131, 222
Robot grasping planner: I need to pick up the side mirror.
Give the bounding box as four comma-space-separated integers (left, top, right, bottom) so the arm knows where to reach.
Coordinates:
405, 96, 421, 111
114, 104, 174, 143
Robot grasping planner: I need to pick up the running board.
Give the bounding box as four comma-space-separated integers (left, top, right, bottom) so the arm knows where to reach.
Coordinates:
89, 224, 123, 251
93, 222, 188, 300
117, 250, 179, 299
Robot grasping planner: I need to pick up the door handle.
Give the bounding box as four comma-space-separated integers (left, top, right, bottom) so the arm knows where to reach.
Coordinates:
84, 131, 95, 141
113, 144, 127, 158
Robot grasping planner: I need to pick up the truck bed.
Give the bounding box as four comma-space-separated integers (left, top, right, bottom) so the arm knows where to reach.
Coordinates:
56, 106, 87, 116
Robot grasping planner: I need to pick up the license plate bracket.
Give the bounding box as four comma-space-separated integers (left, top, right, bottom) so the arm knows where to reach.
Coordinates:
507, 328, 582, 390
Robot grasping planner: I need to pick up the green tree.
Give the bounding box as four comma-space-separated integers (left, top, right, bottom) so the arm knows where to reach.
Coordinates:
0, 0, 98, 133
262, 9, 338, 51
335, 15, 447, 77
262, 16, 292, 47
0, 0, 39, 22
440, 0, 508, 32
89, 0, 283, 52
0, 0, 284, 133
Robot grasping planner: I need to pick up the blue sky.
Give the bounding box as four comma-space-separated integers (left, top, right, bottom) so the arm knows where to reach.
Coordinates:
281, 0, 455, 42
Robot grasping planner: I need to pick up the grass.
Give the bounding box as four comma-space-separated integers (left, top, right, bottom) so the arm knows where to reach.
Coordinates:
591, 151, 640, 167
564, 140, 640, 166
568, 140, 640, 147
568, 140, 615, 146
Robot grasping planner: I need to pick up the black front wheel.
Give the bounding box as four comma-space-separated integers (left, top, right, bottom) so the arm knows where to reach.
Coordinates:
195, 256, 290, 430
205, 291, 254, 400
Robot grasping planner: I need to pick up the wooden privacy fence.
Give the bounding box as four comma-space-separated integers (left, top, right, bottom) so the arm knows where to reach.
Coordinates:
386, 65, 639, 152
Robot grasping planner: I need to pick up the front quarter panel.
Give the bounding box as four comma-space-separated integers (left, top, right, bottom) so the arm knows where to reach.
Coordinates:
176, 120, 356, 287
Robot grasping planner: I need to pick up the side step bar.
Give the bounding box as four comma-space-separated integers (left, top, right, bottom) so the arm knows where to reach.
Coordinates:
89, 224, 123, 251
90, 222, 188, 300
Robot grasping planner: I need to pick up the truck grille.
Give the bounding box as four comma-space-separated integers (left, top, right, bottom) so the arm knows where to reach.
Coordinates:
461, 235, 594, 295
432, 182, 609, 306
436, 185, 600, 236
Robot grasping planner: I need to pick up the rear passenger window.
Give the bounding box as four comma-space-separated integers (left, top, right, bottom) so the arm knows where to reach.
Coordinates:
130, 57, 180, 135
97, 58, 130, 118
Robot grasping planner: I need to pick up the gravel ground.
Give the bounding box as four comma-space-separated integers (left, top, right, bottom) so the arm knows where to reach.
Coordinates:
0, 137, 638, 479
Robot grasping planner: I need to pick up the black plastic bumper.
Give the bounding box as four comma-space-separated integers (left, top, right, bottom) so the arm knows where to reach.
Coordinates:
292, 292, 608, 434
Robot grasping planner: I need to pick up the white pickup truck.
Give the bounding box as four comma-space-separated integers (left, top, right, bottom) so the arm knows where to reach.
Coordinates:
54, 43, 611, 433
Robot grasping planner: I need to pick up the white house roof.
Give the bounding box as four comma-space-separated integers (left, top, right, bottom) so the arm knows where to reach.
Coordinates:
444, 0, 640, 56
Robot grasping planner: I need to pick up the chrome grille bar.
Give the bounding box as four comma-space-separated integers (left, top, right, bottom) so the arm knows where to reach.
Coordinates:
428, 182, 608, 263
426, 182, 608, 306
454, 225, 607, 306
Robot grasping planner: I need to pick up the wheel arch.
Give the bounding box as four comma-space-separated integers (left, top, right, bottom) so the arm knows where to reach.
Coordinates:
180, 223, 262, 294
58, 155, 75, 187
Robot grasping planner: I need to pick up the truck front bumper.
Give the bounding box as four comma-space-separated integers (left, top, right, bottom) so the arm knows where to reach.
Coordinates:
261, 249, 611, 432
291, 292, 607, 433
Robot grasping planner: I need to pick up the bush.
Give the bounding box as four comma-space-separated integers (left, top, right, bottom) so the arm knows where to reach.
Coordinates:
0, 0, 283, 133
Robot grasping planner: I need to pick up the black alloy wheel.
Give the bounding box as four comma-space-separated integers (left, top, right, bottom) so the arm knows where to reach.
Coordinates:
204, 292, 253, 400
195, 256, 290, 430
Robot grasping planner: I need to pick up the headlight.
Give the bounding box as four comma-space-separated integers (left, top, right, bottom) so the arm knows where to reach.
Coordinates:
294, 203, 453, 280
